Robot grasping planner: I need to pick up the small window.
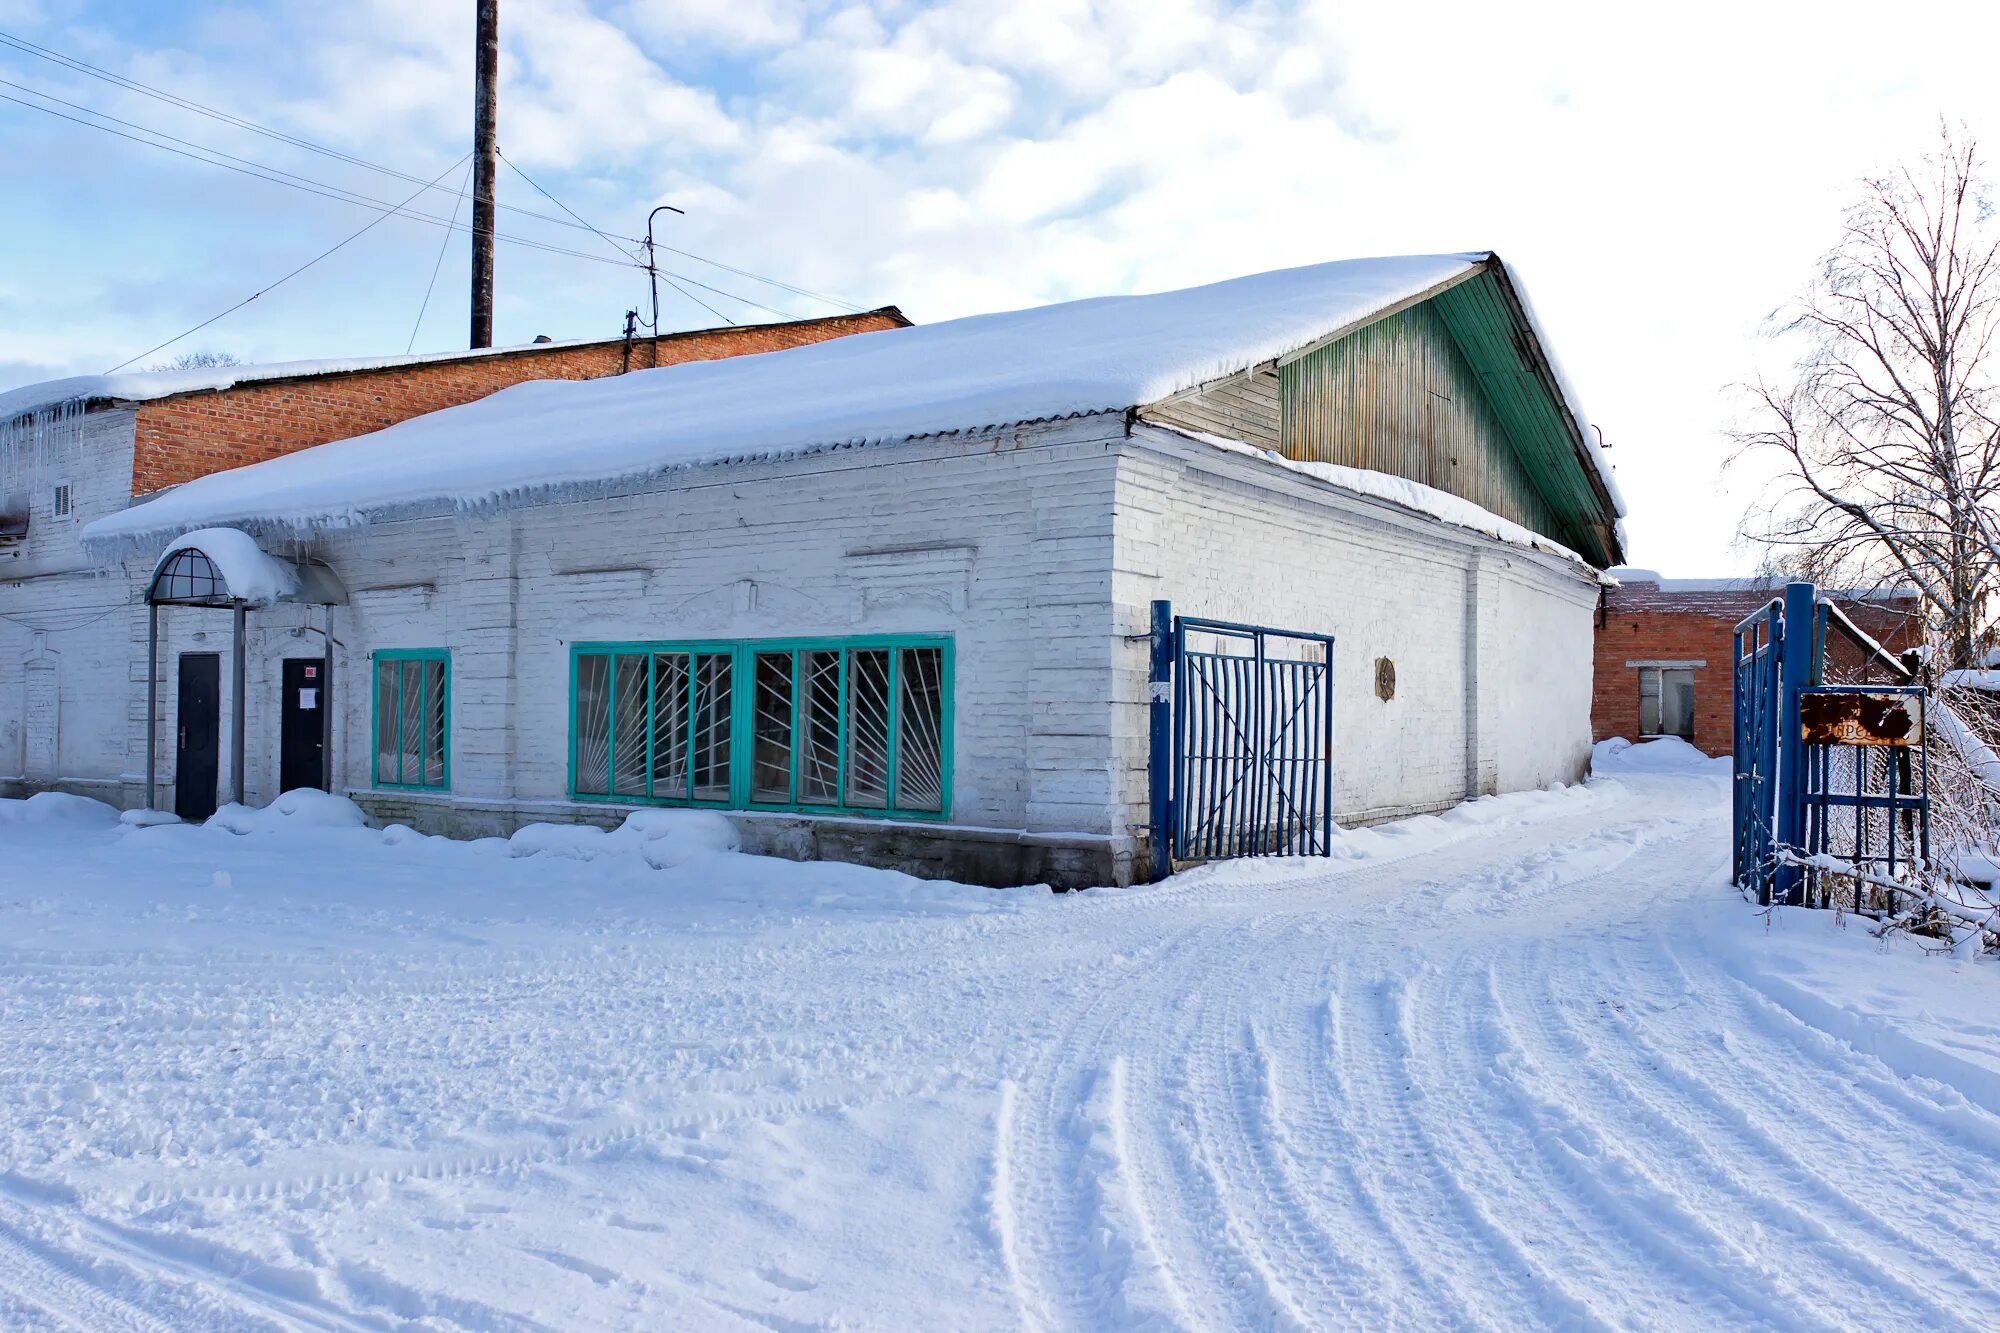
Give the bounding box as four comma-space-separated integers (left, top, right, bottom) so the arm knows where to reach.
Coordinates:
373, 649, 449, 789
1638, 666, 1695, 740
51, 482, 73, 519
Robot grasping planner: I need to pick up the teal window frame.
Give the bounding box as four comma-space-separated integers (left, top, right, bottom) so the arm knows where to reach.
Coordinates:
567, 635, 954, 821
371, 648, 451, 791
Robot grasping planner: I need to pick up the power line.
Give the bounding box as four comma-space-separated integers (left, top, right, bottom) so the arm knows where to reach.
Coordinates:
0, 28, 423, 182
105, 152, 473, 374
0, 27, 866, 312
0, 72, 434, 219
658, 272, 736, 326
0, 35, 872, 323
0, 86, 639, 271
497, 147, 641, 263
497, 148, 732, 327
498, 148, 862, 314
646, 234, 861, 311
409, 157, 475, 353
0, 32, 652, 244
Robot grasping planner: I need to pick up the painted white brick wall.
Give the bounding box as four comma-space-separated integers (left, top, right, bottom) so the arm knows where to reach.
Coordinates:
0, 408, 143, 796
234, 418, 1134, 837
1113, 426, 1600, 832
13, 408, 1600, 884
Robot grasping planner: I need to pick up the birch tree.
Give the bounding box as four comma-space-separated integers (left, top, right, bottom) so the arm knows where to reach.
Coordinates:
1737, 128, 2000, 667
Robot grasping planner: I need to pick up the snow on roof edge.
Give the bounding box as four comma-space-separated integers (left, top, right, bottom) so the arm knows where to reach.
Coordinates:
0, 308, 905, 426
1155, 425, 1596, 571
1603, 566, 1922, 601
82, 410, 1129, 557
1483, 253, 1626, 524
80, 253, 1620, 555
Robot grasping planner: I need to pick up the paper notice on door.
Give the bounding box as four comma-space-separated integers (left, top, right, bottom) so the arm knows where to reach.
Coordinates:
299, 688, 318, 709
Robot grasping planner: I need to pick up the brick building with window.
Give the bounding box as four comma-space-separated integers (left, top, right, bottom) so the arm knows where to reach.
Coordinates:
0, 309, 907, 804
1592, 569, 1924, 756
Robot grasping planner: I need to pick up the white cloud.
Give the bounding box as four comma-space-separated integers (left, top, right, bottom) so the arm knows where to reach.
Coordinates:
621, 0, 806, 52
4, 0, 1999, 574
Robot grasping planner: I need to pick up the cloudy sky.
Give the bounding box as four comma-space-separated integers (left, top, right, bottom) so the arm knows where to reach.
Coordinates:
0, 0, 1993, 571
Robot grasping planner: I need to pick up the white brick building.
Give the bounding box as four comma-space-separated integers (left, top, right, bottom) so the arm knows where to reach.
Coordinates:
75, 252, 1625, 887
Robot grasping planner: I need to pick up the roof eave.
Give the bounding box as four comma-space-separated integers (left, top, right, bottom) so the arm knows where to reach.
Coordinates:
1477, 257, 1624, 565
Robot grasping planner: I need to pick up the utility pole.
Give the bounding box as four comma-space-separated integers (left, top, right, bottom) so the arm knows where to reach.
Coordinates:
470, 0, 499, 348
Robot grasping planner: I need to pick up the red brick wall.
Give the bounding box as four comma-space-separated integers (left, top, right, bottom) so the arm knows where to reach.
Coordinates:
1592, 610, 1741, 756
1592, 599, 1925, 757
129, 310, 906, 494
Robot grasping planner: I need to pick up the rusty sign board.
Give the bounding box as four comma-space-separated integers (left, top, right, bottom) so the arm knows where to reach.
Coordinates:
1799, 692, 1923, 748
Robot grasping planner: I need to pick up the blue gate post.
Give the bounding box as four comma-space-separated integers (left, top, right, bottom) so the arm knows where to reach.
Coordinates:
1148, 599, 1173, 882
1773, 581, 1817, 906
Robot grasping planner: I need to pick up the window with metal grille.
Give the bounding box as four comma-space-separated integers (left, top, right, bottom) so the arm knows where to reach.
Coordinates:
51, 482, 73, 519
372, 649, 449, 789
150, 548, 229, 604
1638, 666, 1695, 740
569, 637, 951, 818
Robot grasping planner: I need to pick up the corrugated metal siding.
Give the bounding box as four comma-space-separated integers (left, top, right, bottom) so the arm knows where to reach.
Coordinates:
1137, 366, 1281, 450
1281, 301, 1566, 542
1426, 270, 1615, 564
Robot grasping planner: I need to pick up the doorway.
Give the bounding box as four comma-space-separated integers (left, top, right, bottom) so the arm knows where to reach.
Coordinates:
280, 658, 327, 793
175, 652, 221, 820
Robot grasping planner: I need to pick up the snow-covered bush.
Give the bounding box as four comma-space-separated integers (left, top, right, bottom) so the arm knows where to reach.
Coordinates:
1888, 682, 2000, 951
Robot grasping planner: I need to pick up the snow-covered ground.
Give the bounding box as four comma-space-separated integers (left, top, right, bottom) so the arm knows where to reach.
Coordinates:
6, 743, 2000, 1329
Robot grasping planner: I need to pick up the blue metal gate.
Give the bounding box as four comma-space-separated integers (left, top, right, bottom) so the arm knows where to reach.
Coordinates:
1147, 602, 1334, 876
1731, 593, 1790, 901
1732, 582, 1931, 909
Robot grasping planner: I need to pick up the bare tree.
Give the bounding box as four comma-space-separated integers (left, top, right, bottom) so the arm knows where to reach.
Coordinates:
150, 350, 241, 371
1736, 126, 2000, 668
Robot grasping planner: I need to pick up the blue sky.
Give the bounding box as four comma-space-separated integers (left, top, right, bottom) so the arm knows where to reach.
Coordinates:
0, 0, 1993, 571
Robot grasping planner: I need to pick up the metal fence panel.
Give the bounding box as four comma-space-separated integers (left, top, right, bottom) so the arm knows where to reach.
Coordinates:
1157, 611, 1335, 870
1731, 583, 1931, 910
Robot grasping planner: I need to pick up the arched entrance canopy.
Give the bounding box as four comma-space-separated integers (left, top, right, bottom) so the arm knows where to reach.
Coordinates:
144, 529, 346, 815
146, 527, 346, 608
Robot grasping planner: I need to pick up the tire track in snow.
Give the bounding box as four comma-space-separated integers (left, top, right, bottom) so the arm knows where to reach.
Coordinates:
1471, 959, 1863, 1331
999, 924, 1213, 1331
1353, 970, 1605, 1328
994, 795, 1681, 1332
1279, 959, 1451, 1326
1524, 931, 2000, 1325
0, 1199, 301, 1332
1630, 940, 2000, 1313
1140, 917, 1334, 1330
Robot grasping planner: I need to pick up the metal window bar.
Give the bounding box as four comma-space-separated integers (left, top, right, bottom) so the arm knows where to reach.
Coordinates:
151, 549, 229, 604
571, 639, 950, 819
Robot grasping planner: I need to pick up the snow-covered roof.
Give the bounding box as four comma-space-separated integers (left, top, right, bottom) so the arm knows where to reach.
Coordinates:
84, 253, 1620, 552
1, 344, 574, 427
1604, 567, 1921, 603
0, 309, 906, 427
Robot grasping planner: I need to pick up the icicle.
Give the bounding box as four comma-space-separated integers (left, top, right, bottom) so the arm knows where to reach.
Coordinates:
0, 395, 89, 502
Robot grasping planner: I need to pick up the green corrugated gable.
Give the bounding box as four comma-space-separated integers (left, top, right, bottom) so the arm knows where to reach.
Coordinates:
1275, 263, 1619, 567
